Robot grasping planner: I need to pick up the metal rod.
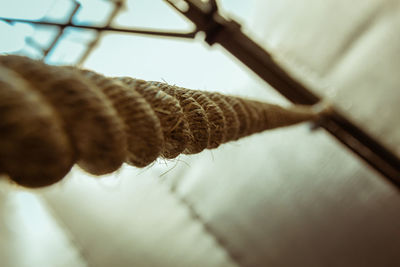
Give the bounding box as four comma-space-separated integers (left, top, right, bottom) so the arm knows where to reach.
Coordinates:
165, 0, 400, 187
0, 17, 196, 39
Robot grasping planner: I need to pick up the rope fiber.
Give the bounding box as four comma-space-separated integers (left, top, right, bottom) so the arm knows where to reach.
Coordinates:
0, 55, 325, 188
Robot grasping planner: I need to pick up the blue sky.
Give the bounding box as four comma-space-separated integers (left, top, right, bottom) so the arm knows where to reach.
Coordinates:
0, 0, 254, 61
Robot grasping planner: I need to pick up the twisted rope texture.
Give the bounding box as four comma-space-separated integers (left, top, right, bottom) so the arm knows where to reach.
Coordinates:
0, 55, 319, 188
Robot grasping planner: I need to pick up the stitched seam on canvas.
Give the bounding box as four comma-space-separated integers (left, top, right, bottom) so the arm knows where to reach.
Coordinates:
157, 177, 245, 267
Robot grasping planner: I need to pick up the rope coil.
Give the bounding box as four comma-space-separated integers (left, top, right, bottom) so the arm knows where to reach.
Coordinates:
117, 77, 190, 159
0, 55, 322, 188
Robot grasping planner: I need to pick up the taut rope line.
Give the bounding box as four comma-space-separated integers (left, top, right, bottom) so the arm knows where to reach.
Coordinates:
0, 55, 325, 188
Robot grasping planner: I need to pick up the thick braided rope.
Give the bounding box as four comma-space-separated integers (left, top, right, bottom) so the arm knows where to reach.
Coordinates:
148, 81, 211, 154
117, 77, 189, 159
0, 55, 321, 188
149, 82, 227, 149
0, 66, 74, 187
74, 69, 164, 167
0, 56, 127, 176
204, 92, 240, 142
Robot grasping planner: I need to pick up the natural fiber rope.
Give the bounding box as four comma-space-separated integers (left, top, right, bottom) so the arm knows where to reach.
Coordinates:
0, 55, 323, 188
148, 81, 211, 154
144, 81, 226, 149
0, 55, 127, 176
74, 69, 164, 167
221, 96, 249, 139
117, 77, 189, 159
203, 92, 239, 142
0, 65, 74, 187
